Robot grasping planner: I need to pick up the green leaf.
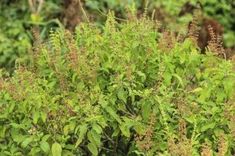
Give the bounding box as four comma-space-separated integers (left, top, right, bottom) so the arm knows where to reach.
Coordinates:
223, 78, 234, 96
185, 116, 195, 124
136, 71, 146, 82
10, 123, 25, 129
87, 130, 101, 147
42, 134, 50, 142
64, 125, 70, 135
133, 123, 145, 135
11, 129, 26, 143
104, 106, 122, 123
190, 87, 203, 93
8, 102, 15, 113
51, 142, 62, 156
120, 117, 135, 138
172, 74, 184, 87
21, 137, 33, 148
200, 122, 216, 132
117, 88, 127, 103
112, 125, 120, 137
198, 88, 211, 102
141, 101, 151, 120
92, 124, 102, 134
87, 143, 98, 156
33, 111, 40, 124
29, 147, 41, 155
163, 72, 172, 86
179, 52, 186, 64
75, 124, 88, 148
41, 112, 47, 123
120, 124, 130, 137
0, 126, 6, 138
40, 141, 50, 153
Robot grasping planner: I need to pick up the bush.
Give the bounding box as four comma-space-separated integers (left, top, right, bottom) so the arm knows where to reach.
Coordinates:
1, 0, 234, 71
0, 14, 235, 155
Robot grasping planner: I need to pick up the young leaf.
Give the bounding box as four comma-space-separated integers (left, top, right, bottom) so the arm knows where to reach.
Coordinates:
51, 142, 62, 156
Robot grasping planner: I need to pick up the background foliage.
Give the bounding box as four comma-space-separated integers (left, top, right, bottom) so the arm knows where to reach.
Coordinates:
0, 0, 61, 70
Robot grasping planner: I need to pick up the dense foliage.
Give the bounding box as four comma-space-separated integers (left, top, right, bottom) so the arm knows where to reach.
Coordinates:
0, 1, 31, 70
0, 14, 235, 155
0, 0, 234, 70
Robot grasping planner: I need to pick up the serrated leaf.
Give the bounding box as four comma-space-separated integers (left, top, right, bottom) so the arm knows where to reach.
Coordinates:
51, 142, 62, 156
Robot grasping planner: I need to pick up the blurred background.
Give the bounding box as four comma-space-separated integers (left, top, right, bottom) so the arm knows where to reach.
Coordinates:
0, 0, 234, 71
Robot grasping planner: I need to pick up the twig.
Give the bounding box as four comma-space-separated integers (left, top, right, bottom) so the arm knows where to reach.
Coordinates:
36, 0, 44, 14
78, 0, 89, 22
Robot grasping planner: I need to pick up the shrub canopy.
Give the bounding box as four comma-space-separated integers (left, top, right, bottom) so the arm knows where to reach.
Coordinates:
0, 15, 235, 155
